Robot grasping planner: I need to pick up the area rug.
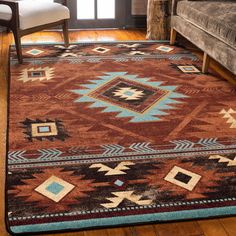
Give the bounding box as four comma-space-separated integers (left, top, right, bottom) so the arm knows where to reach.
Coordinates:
6, 41, 236, 235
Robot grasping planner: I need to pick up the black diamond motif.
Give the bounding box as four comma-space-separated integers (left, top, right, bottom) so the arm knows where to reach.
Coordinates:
21, 118, 70, 142
102, 82, 154, 106
96, 48, 106, 52
174, 172, 192, 184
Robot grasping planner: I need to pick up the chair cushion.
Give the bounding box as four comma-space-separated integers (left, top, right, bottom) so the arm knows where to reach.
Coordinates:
0, 5, 12, 21
176, 1, 236, 48
0, 1, 70, 30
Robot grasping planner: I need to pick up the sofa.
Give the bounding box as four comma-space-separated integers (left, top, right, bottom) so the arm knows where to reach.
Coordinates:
170, 0, 236, 75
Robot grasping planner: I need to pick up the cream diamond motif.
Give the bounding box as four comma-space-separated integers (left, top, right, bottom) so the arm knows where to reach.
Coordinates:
156, 45, 174, 52
113, 87, 145, 100
92, 47, 110, 54
31, 122, 58, 137
35, 175, 75, 202
26, 48, 44, 56
178, 65, 200, 73
164, 166, 201, 191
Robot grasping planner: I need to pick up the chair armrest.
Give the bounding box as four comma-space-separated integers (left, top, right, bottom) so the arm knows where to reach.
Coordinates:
57, 0, 68, 7
0, 0, 19, 28
171, 0, 188, 15
0, 0, 18, 13
0, 0, 18, 6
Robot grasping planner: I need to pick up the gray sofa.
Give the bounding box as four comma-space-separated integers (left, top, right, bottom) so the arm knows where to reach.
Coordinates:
170, 0, 236, 75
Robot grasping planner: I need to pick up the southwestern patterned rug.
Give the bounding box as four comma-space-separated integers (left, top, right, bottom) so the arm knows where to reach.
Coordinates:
6, 41, 236, 235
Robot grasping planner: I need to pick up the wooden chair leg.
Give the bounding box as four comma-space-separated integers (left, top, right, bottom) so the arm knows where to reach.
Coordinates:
12, 29, 23, 64
62, 20, 69, 47
170, 28, 177, 45
202, 52, 210, 73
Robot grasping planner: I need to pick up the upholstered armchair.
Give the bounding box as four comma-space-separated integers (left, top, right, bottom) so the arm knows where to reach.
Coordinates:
170, 0, 236, 75
0, 0, 70, 63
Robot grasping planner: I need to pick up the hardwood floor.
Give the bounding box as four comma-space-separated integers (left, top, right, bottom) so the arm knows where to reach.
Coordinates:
0, 29, 235, 236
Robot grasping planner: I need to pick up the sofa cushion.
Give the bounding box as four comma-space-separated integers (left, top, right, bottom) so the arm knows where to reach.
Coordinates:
0, 1, 70, 30
176, 1, 236, 49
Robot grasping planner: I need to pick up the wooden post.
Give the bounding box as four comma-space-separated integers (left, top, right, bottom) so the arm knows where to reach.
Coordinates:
202, 52, 210, 73
170, 28, 177, 45
146, 0, 170, 40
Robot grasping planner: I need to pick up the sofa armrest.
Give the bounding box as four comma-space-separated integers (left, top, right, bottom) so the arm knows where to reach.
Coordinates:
171, 0, 223, 15
172, 0, 188, 15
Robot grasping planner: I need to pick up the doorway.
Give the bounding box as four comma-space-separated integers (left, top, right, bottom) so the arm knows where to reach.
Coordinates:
68, 0, 126, 29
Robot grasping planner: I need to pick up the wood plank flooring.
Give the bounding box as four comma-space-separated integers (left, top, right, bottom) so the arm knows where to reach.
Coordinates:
0, 29, 235, 236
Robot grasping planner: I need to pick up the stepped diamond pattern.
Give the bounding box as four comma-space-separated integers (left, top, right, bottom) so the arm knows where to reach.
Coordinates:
71, 72, 188, 122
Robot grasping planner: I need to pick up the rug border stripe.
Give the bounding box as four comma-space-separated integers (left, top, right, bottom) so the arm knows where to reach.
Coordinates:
10, 206, 236, 234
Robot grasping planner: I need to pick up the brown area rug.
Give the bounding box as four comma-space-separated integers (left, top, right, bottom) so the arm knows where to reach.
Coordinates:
6, 41, 236, 234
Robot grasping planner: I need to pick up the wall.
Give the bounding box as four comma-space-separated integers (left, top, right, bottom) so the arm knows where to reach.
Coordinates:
132, 0, 148, 15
